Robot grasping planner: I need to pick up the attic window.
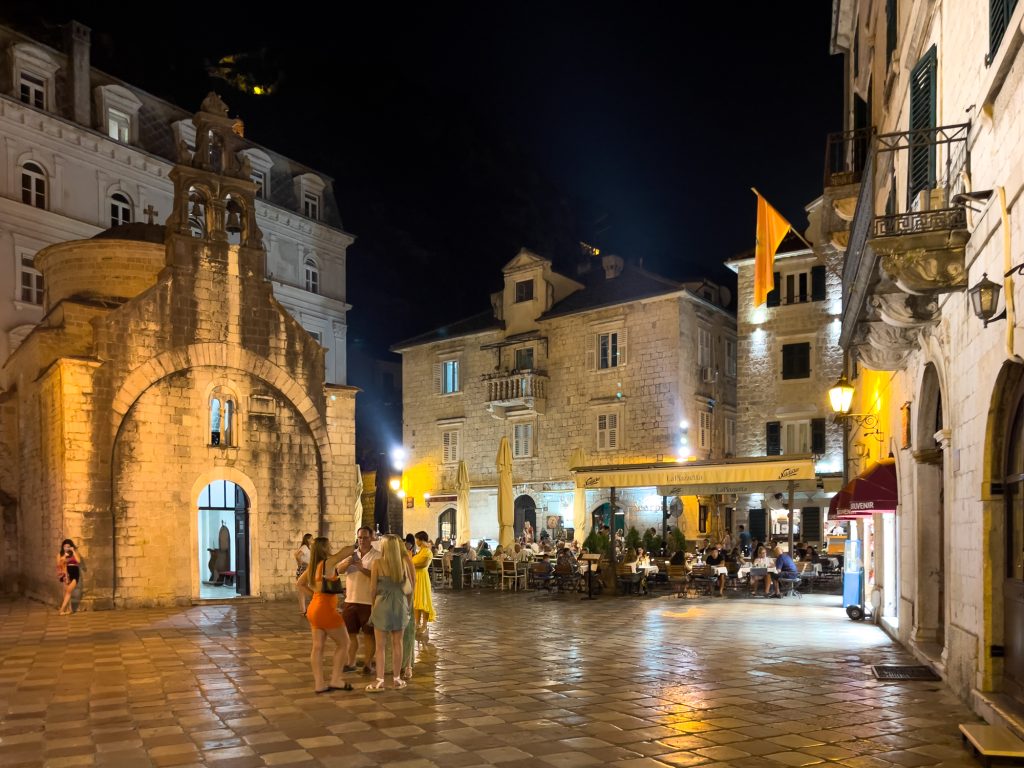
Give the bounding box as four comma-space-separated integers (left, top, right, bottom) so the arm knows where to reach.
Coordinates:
514, 279, 534, 303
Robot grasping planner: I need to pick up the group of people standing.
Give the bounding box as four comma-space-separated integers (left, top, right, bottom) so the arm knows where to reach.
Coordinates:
293, 527, 436, 694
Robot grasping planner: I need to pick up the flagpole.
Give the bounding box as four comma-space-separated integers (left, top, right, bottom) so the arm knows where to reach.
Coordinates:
750, 188, 814, 250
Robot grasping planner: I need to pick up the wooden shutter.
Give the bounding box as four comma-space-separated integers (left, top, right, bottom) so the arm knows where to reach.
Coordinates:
811, 265, 826, 301
433, 363, 442, 394
989, 0, 1017, 64
597, 414, 607, 450
766, 272, 781, 307
698, 505, 708, 534
443, 430, 459, 463
766, 421, 781, 456
585, 334, 596, 370
616, 330, 627, 366
811, 418, 827, 455
607, 413, 619, 449
908, 46, 937, 206
801, 506, 822, 543
886, 0, 898, 62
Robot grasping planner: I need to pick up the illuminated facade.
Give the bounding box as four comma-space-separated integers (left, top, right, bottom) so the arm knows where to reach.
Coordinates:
0, 21, 352, 382
393, 248, 735, 545
0, 97, 359, 608
827, 0, 1024, 727
726, 201, 845, 543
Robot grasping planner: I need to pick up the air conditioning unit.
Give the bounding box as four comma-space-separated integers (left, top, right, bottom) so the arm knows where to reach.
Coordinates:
701, 367, 717, 383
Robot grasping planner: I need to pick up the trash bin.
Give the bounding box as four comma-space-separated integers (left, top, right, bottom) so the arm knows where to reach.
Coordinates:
451, 554, 464, 591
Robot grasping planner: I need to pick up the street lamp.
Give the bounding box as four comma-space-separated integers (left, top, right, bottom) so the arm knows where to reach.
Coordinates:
828, 374, 854, 416
968, 273, 1005, 327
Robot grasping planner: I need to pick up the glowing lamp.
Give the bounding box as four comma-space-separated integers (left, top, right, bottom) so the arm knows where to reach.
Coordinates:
389, 478, 401, 492
828, 374, 855, 416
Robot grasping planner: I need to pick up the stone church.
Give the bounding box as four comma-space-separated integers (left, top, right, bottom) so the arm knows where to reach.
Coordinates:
0, 96, 359, 609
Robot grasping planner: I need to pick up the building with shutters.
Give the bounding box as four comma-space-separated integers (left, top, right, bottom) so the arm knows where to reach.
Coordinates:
0, 21, 352, 383
726, 201, 845, 545
821, 0, 1024, 729
393, 248, 735, 545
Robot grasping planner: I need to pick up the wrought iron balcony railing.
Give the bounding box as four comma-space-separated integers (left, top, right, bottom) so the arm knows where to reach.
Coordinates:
824, 127, 873, 188
483, 369, 548, 406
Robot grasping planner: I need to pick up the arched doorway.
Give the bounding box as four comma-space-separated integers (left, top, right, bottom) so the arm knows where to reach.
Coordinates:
1002, 366, 1024, 700
914, 363, 945, 650
514, 495, 536, 540
438, 507, 456, 545
592, 502, 625, 534
197, 479, 250, 599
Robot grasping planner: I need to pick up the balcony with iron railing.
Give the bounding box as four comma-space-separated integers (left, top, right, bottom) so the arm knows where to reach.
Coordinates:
482, 369, 548, 414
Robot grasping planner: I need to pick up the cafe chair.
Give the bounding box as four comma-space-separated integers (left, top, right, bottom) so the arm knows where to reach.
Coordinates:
500, 559, 522, 591
482, 558, 501, 589
616, 563, 642, 595
777, 573, 802, 599
529, 562, 554, 592
667, 565, 688, 598
553, 562, 580, 592
688, 564, 716, 597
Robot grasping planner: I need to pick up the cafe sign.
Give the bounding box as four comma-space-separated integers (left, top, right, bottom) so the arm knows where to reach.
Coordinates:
573, 457, 817, 492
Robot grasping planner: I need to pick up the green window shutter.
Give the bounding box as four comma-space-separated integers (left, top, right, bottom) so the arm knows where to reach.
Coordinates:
766, 421, 781, 456
811, 265, 827, 301
908, 46, 937, 207
989, 0, 1019, 65
811, 418, 827, 455
766, 271, 782, 307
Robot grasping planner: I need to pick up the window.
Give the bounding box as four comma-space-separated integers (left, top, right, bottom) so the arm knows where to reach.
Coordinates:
442, 429, 461, 464
306, 329, 322, 345
303, 192, 320, 220
781, 342, 811, 380
252, 169, 266, 198
886, 0, 898, 63
725, 339, 737, 377
782, 270, 810, 304
514, 347, 534, 370
512, 422, 534, 458
698, 505, 709, 534
725, 417, 736, 456
107, 108, 130, 142
21, 162, 46, 209
19, 72, 45, 109
781, 420, 811, 455
514, 279, 534, 303
19, 255, 43, 305
304, 259, 319, 294
210, 397, 235, 447
435, 359, 460, 395
989, 0, 1019, 64
596, 411, 619, 451
110, 193, 132, 227
598, 331, 626, 369
698, 410, 713, 451
698, 328, 712, 368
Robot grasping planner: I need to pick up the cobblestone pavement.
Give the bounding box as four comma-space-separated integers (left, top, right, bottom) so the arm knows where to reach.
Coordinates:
0, 590, 985, 768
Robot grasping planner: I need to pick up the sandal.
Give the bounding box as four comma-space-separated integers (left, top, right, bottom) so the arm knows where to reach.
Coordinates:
365, 678, 386, 693
393, 677, 407, 690
328, 683, 353, 691
401, 666, 413, 680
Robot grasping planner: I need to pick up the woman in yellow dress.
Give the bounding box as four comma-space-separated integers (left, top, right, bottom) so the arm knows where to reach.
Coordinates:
412, 531, 436, 635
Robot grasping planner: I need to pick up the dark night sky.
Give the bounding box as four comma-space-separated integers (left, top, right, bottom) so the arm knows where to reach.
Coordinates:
6, 3, 842, 354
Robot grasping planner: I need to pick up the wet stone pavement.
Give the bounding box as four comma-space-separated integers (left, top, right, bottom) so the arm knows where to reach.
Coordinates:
0, 590, 987, 768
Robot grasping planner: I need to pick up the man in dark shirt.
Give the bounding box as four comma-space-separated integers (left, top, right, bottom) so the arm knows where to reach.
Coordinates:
738, 525, 752, 557
705, 546, 727, 596
771, 546, 798, 599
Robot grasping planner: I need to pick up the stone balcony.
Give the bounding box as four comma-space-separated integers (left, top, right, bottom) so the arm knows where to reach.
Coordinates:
482, 369, 548, 415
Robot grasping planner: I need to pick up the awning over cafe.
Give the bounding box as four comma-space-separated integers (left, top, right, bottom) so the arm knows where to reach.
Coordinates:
827, 458, 898, 520
572, 455, 818, 494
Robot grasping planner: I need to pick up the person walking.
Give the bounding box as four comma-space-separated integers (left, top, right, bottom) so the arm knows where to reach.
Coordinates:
341, 527, 380, 675
294, 533, 312, 614
365, 535, 411, 692
294, 536, 353, 693
57, 539, 82, 615
412, 531, 436, 638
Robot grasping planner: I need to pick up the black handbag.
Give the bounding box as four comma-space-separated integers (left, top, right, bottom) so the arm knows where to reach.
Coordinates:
321, 565, 344, 595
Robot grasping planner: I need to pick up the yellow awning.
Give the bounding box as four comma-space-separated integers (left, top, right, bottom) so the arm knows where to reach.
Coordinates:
572, 456, 818, 493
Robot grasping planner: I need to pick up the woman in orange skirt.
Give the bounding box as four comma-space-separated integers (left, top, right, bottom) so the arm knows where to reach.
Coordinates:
296, 537, 354, 693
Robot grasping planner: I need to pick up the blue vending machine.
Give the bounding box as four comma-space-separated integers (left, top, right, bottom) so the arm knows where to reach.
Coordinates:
843, 538, 865, 620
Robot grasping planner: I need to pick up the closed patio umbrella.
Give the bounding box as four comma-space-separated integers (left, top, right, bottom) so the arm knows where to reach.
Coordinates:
497, 436, 514, 549
456, 459, 471, 545
570, 447, 587, 543
352, 464, 364, 539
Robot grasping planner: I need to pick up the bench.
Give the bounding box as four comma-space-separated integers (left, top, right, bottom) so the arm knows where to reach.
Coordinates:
960, 722, 1024, 766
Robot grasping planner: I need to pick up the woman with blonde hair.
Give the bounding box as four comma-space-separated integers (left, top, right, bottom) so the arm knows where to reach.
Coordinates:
365, 535, 411, 692
295, 536, 353, 693
412, 531, 436, 638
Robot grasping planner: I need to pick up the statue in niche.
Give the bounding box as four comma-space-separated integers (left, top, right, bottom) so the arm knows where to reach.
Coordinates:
200, 91, 230, 117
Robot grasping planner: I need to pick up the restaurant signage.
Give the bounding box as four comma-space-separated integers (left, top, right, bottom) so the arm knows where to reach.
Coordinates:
573, 458, 817, 492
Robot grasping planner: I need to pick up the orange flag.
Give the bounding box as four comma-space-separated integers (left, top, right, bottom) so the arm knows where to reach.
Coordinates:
753, 190, 792, 306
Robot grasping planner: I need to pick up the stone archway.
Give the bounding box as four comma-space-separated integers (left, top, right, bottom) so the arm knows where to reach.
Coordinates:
913, 362, 947, 653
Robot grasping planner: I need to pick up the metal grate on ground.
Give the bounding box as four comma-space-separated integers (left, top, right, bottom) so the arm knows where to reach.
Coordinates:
872, 664, 941, 680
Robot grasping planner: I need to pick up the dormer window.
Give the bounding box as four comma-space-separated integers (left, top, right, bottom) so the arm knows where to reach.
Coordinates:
514, 279, 534, 303
252, 169, 265, 198
303, 192, 320, 220
240, 149, 272, 200
107, 109, 130, 142
19, 72, 45, 109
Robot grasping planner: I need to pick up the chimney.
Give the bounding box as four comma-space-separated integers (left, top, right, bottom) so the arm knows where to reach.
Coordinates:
64, 21, 91, 125
601, 254, 624, 279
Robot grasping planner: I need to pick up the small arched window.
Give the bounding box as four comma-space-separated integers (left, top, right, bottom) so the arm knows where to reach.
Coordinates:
21, 162, 46, 209
210, 394, 235, 447
304, 258, 320, 294
110, 192, 132, 227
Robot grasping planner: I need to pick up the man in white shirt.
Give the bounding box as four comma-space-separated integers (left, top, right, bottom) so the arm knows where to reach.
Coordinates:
342, 526, 381, 674
509, 543, 529, 563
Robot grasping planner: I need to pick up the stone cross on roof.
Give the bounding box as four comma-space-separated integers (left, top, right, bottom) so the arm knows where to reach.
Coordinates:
143, 204, 158, 225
